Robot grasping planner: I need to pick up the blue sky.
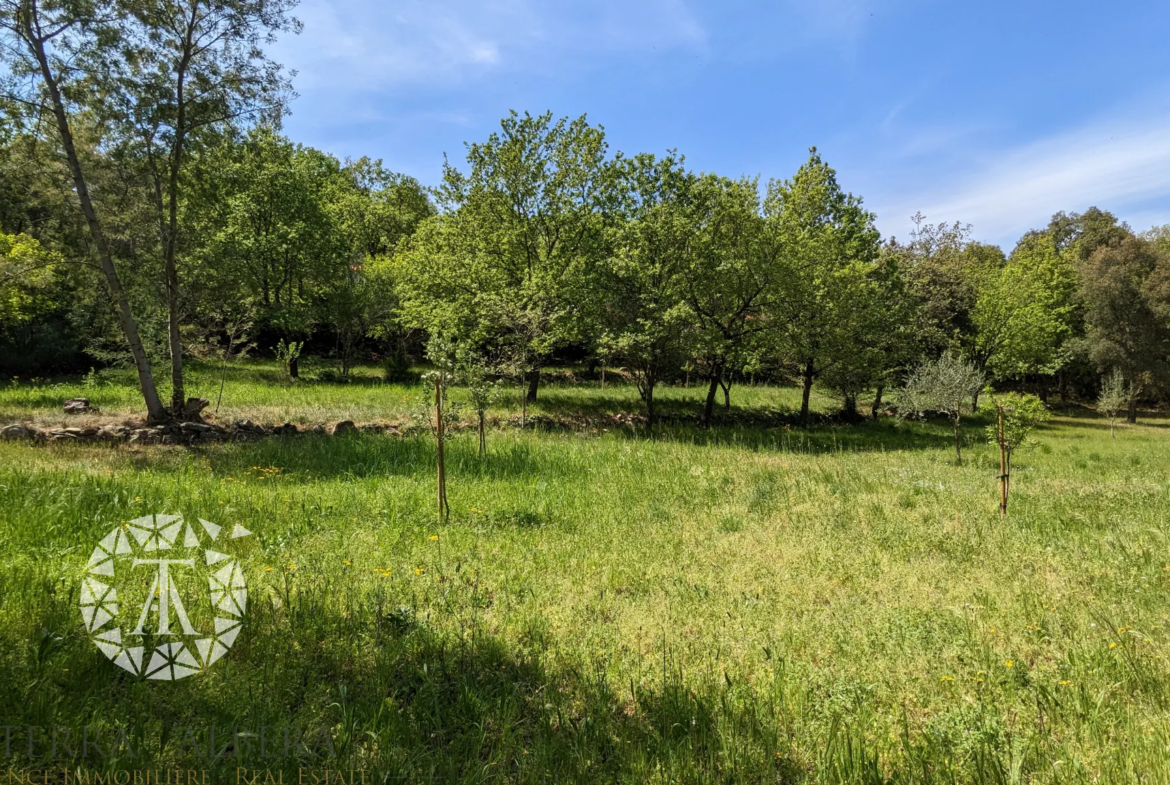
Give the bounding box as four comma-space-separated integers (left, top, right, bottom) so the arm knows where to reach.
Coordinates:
270, 0, 1170, 250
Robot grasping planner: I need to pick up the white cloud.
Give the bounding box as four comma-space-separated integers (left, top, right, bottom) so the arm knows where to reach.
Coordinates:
874, 110, 1170, 247
274, 0, 707, 90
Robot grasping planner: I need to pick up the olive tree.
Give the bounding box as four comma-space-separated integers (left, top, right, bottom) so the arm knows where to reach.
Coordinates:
1095, 369, 1128, 438
898, 352, 985, 464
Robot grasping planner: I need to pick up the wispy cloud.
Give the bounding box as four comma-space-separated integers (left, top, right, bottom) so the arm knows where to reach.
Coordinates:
874, 109, 1170, 246
276, 0, 707, 90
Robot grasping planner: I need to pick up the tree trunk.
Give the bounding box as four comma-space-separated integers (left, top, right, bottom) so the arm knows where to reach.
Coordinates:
871, 385, 884, 420
1110, 416, 1115, 439
289, 353, 299, 379
996, 409, 1006, 519
843, 393, 858, 420
800, 360, 814, 427
166, 256, 185, 415
701, 368, 720, 427
953, 414, 963, 465
24, 17, 166, 423
600, 366, 606, 388
1127, 395, 1138, 424
526, 367, 540, 402
478, 411, 486, 457
435, 377, 448, 524
720, 377, 731, 411
972, 388, 981, 412
643, 382, 656, 429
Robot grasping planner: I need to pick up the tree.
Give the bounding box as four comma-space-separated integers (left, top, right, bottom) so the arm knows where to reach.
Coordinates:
193, 129, 345, 373
461, 356, 500, 457
596, 152, 695, 428
1078, 236, 1170, 423
819, 248, 916, 419
2, 0, 167, 420
765, 148, 881, 425
972, 230, 1077, 394
898, 352, 985, 464
897, 214, 1003, 360
419, 335, 461, 525
985, 392, 1050, 517
107, 0, 298, 415
1096, 368, 1127, 438
680, 174, 780, 426
414, 111, 611, 403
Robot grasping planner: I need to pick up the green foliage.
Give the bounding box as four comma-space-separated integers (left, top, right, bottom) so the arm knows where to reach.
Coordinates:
985, 391, 1050, 458
899, 352, 985, 462
764, 147, 882, 423
275, 339, 302, 382
973, 230, 1078, 379
397, 111, 611, 391
0, 232, 59, 327
1096, 369, 1129, 437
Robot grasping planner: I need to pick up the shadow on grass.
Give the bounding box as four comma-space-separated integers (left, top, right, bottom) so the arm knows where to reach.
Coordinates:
0, 571, 804, 783
195, 433, 573, 482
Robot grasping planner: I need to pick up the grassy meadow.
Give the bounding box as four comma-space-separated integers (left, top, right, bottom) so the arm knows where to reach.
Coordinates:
1, 364, 1169, 782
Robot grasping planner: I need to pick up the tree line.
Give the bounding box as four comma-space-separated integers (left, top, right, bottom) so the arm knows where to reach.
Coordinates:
2, 2, 1169, 426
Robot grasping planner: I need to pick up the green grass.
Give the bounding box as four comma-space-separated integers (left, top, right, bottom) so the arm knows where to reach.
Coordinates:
1, 366, 1169, 782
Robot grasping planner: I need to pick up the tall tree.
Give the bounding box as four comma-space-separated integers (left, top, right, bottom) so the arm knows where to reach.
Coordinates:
430, 111, 612, 402
109, 0, 299, 415
1079, 236, 1170, 423
972, 229, 1078, 394
1, 0, 167, 420
764, 148, 881, 425
597, 152, 695, 427
681, 174, 780, 426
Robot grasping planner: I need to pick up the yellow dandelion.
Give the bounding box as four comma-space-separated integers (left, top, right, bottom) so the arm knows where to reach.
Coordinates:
265, 567, 273, 572
429, 535, 439, 541
1110, 642, 1118, 649
1004, 660, 1013, 668
414, 567, 425, 575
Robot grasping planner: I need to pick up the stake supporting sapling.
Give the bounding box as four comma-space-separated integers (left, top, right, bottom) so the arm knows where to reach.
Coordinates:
985, 392, 1049, 518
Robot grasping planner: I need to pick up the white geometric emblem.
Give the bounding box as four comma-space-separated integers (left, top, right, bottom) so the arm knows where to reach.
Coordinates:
80, 513, 252, 680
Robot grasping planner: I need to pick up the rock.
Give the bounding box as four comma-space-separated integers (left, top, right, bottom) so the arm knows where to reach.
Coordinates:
273, 422, 298, 436
179, 421, 213, 433
63, 398, 96, 415
1, 423, 34, 440
311, 424, 326, 435
200, 430, 222, 442
96, 426, 129, 442
331, 420, 357, 436
183, 397, 210, 421
128, 428, 161, 445
48, 429, 80, 441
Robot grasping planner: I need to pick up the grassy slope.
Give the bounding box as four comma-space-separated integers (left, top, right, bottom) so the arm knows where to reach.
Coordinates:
1, 366, 1168, 782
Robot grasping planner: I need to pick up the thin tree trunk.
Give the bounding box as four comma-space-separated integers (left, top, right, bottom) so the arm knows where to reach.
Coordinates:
720, 377, 731, 411
215, 332, 234, 416
163, 23, 194, 417
435, 377, 448, 524
871, 385, 884, 420
600, 366, 606, 388
996, 409, 1006, 519
526, 367, 540, 402
478, 411, 486, 456
800, 360, 814, 427
643, 381, 656, 428
1110, 417, 1115, 439
953, 414, 963, 465
23, 13, 166, 423
701, 367, 721, 427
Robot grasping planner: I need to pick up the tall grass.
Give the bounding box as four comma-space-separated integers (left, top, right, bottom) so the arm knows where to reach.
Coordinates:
1, 369, 1169, 781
